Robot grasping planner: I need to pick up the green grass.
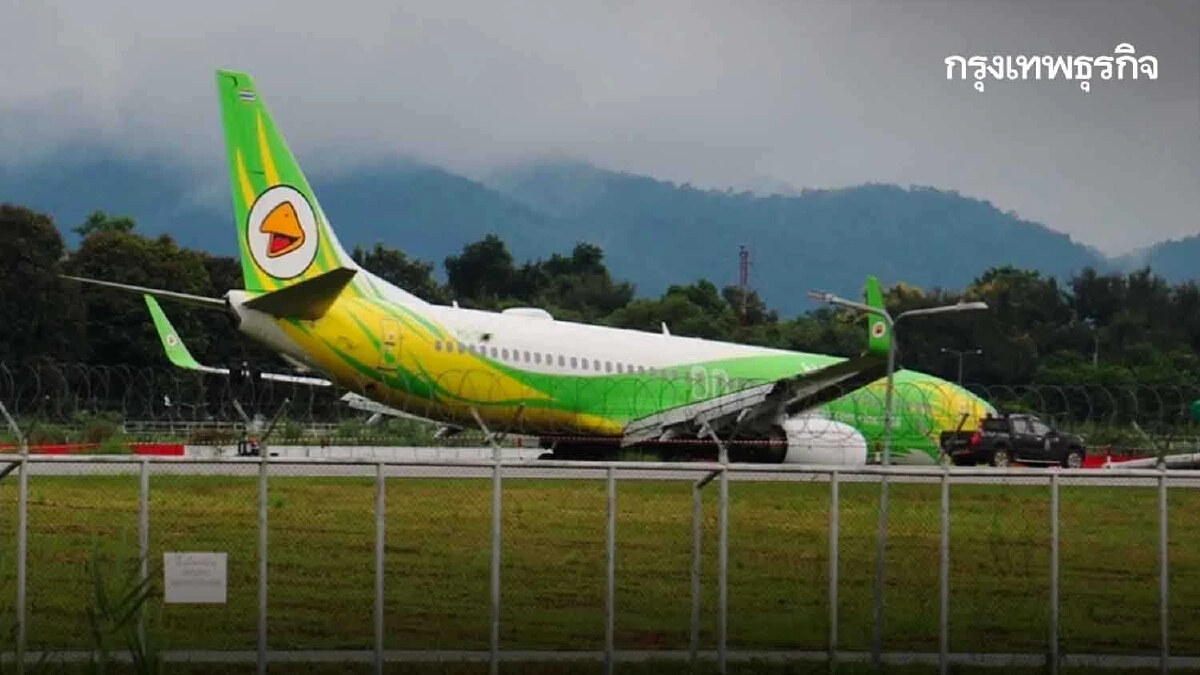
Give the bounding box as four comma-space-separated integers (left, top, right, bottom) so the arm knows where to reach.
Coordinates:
0, 662, 1189, 675
1, 474, 1199, 662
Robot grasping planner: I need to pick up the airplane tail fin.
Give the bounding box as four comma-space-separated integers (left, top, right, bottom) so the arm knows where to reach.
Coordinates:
215, 69, 358, 296
864, 275, 891, 356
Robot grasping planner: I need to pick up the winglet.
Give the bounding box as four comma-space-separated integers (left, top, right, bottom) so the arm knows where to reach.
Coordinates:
144, 295, 228, 374
864, 275, 891, 356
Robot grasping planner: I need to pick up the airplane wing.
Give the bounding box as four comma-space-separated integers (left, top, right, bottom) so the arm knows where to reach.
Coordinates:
142, 295, 461, 431
621, 353, 888, 446
620, 275, 893, 446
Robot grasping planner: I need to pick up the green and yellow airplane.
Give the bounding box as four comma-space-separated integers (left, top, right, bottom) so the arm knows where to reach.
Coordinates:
64, 69, 995, 465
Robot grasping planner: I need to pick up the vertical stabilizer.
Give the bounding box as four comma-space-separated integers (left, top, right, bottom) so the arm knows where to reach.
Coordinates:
864, 275, 891, 356
215, 69, 357, 294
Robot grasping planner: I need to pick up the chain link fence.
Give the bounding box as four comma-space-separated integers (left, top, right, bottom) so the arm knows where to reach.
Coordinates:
3, 361, 1200, 458
2, 455, 1198, 673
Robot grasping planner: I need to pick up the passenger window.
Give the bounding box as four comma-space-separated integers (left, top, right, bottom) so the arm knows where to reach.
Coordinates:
534, 353, 542, 364
490, 347, 499, 358
557, 355, 565, 366
570, 356, 578, 368
593, 359, 600, 371
616, 363, 623, 373
606, 361, 613, 373
581, 359, 589, 370
434, 341, 442, 351
458, 343, 466, 353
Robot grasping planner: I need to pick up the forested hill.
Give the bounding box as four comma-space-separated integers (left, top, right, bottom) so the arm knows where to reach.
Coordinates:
3, 153, 1193, 314
485, 161, 1114, 312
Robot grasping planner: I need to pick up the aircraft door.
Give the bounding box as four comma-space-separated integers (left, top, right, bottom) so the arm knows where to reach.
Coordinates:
380, 319, 401, 371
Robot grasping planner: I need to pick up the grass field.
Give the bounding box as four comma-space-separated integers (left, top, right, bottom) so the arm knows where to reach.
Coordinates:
1, 471, 1199, 663
1, 661, 1190, 674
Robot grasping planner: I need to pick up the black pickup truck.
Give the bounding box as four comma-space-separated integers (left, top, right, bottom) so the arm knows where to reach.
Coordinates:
939, 413, 1086, 468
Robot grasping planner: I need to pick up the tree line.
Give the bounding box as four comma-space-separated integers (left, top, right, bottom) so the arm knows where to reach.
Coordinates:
4, 202, 1200, 390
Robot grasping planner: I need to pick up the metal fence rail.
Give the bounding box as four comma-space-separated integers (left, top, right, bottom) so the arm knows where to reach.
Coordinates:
3, 451, 1200, 674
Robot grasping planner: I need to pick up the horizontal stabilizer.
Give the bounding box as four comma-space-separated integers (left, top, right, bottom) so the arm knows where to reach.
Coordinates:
63, 275, 226, 310
145, 295, 227, 374
243, 268, 357, 320
145, 294, 332, 386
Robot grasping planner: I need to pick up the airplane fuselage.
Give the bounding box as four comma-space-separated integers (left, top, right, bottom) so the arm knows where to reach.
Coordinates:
227, 270, 994, 465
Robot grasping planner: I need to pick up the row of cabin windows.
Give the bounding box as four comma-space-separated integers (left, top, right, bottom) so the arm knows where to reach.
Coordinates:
433, 339, 648, 374
430, 339, 753, 387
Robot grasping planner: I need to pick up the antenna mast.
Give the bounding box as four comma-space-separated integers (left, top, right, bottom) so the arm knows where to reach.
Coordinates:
738, 245, 750, 322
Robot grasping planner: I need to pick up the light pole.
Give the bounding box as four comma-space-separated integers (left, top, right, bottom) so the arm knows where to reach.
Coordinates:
940, 347, 983, 385
805, 292, 989, 464
807, 290, 987, 666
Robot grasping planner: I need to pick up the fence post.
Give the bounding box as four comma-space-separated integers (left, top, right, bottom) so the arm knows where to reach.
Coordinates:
691, 469, 718, 669
139, 457, 150, 647
1159, 468, 1169, 675
490, 444, 502, 675
2, 401, 28, 675
605, 466, 616, 675
939, 469, 949, 675
375, 462, 386, 675
257, 442, 269, 675
1049, 472, 1059, 675
718, 465, 729, 675
828, 470, 839, 672
872, 471, 889, 668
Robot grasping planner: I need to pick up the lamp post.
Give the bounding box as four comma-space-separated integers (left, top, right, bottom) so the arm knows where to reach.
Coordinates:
807, 290, 988, 665
805, 292, 989, 463
940, 347, 983, 385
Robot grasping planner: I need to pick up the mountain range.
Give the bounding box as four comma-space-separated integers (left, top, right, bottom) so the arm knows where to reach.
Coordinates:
3, 150, 1196, 316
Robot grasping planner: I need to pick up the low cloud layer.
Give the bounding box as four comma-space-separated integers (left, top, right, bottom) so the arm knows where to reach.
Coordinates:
3, 0, 1196, 255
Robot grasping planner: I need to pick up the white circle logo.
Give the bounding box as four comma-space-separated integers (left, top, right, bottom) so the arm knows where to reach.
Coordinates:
245, 185, 320, 280
871, 321, 886, 338
166, 333, 179, 347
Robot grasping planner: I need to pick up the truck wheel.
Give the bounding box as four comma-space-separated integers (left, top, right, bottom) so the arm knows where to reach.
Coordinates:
1062, 448, 1083, 469
990, 447, 1011, 468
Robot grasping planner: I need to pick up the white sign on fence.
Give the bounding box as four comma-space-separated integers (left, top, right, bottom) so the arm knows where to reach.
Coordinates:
163, 552, 228, 604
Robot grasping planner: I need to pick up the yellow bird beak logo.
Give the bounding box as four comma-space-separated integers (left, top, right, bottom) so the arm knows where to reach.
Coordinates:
260, 201, 305, 258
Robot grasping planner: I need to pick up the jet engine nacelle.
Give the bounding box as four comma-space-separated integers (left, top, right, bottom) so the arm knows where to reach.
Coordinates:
779, 415, 868, 466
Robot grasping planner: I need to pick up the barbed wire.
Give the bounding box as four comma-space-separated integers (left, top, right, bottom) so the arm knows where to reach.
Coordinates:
2, 360, 1199, 447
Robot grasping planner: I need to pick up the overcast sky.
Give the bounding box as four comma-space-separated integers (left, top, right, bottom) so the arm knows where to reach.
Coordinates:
2, 0, 1196, 256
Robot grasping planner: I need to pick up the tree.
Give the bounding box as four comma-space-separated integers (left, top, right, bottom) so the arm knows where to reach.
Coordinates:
352, 243, 449, 303
444, 234, 515, 306
0, 204, 87, 362
65, 229, 213, 367
73, 210, 136, 238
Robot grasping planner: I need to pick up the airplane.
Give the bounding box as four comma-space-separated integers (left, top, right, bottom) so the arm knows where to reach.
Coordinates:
62, 68, 997, 466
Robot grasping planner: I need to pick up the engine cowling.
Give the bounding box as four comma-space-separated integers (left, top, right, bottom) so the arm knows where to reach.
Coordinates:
779, 415, 868, 466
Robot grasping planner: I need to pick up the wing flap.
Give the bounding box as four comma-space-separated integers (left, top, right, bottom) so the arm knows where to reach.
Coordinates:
620, 353, 886, 446
621, 273, 893, 446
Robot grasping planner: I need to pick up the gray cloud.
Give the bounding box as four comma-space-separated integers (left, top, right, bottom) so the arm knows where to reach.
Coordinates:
2, 0, 1196, 255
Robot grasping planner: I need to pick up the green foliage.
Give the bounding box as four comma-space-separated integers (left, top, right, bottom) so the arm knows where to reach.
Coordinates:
0, 546, 159, 675
5, 200, 1200, 437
